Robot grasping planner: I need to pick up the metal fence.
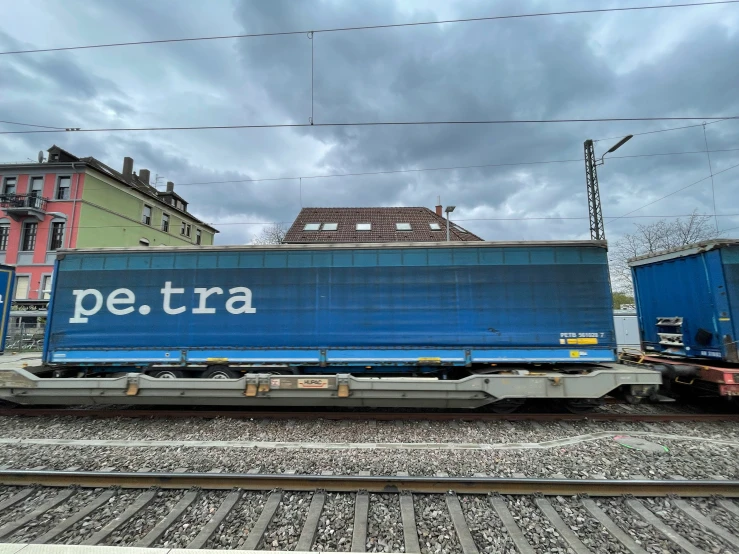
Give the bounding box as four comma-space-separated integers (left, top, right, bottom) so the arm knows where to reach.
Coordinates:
5, 321, 46, 352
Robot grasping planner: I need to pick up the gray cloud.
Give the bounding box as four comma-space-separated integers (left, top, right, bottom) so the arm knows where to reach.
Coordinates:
0, 0, 738, 249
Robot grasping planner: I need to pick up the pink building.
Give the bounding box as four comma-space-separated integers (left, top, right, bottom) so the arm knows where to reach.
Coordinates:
0, 146, 82, 305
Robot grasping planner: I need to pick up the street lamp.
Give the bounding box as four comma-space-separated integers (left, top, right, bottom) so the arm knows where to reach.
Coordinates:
445, 205, 456, 242
584, 135, 633, 241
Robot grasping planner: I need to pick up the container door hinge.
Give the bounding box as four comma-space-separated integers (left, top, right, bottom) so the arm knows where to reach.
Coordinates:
319, 349, 327, 368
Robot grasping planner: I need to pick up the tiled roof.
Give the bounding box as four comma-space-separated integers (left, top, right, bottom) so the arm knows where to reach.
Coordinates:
77, 156, 217, 232
283, 207, 483, 243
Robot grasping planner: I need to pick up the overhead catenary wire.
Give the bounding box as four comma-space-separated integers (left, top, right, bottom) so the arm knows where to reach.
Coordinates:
0, 1, 736, 56
171, 147, 739, 187
2, 116, 738, 136
28, 212, 739, 231
0, 119, 67, 130
592, 118, 732, 142
607, 161, 739, 221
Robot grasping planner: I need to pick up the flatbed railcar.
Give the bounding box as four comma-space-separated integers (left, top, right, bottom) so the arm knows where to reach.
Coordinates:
626, 239, 739, 398
0, 241, 661, 409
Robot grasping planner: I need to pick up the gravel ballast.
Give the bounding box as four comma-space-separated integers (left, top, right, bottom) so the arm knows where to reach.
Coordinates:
503, 495, 570, 554
0, 487, 64, 528
261, 491, 311, 550
550, 495, 627, 553
0, 439, 735, 479
312, 492, 355, 552
642, 497, 734, 554
0, 415, 736, 446
688, 497, 739, 535
52, 489, 140, 545
414, 494, 461, 554
6, 487, 98, 543
205, 491, 268, 550
154, 490, 227, 548
104, 489, 184, 546
366, 493, 404, 553
598, 497, 681, 554
458, 494, 516, 554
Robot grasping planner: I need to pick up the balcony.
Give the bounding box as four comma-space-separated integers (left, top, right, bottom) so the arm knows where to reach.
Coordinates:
0, 194, 49, 221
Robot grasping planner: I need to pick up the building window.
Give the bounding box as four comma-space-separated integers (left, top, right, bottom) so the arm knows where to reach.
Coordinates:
303, 223, 320, 231
180, 222, 191, 237
56, 176, 71, 200
0, 224, 8, 251
49, 221, 65, 250
186, 223, 191, 237
161, 213, 170, 232
356, 223, 372, 231
142, 204, 152, 225
29, 177, 44, 196
13, 276, 29, 300
396, 223, 412, 231
2, 177, 16, 196
41, 275, 52, 300
21, 222, 37, 251
51, 153, 60, 161
196, 229, 202, 245
322, 223, 338, 231
429, 223, 441, 230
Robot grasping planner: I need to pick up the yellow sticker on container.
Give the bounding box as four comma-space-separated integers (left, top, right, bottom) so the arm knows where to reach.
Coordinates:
570, 350, 580, 358
567, 338, 598, 345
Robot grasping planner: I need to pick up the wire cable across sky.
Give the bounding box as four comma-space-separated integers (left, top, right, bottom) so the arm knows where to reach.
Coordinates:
0, 1, 736, 55
1, 116, 738, 135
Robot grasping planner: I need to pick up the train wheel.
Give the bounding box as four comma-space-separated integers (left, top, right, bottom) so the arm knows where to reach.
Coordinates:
564, 399, 602, 414
489, 399, 526, 413
202, 366, 240, 379
150, 370, 184, 379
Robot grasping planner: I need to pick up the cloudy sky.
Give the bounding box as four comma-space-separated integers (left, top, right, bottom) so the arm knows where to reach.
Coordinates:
1, 0, 738, 246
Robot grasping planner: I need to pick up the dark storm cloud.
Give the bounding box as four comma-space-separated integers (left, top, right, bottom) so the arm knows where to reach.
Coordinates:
1, 0, 738, 245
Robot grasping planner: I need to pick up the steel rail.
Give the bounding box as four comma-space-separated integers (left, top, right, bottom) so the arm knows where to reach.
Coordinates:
0, 408, 736, 422
0, 470, 736, 497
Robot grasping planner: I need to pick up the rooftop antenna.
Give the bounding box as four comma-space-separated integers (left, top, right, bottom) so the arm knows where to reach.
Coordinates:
153, 173, 163, 188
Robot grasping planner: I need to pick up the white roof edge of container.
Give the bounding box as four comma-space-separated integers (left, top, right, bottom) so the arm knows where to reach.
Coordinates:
56, 240, 608, 256
627, 238, 739, 267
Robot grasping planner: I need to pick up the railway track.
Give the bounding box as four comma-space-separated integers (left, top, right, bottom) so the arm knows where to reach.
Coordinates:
1, 406, 738, 422
0, 471, 737, 552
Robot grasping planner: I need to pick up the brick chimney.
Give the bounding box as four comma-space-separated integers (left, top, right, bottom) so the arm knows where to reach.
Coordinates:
122, 157, 134, 181
435, 204, 443, 217
139, 169, 150, 185
166, 181, 175, 192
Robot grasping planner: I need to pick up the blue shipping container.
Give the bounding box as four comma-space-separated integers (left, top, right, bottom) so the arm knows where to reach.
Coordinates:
0, 264, 15, 354
630, 240, 739, 363
44, 242, 616, 369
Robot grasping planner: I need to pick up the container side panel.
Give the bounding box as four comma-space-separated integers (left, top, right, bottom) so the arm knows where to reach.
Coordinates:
47, 246, 615, 362
720, 246, 739, 360
632, 250, 724, 359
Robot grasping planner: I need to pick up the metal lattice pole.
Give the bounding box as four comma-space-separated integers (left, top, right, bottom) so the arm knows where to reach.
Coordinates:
584, 139, 605, 241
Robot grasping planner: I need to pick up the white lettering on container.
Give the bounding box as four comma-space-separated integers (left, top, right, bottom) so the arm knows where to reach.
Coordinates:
70, 289, 104, 323
225, 287, 257, 314
193, 287, 224, 314
161, 281, 186, 315
106, 288, 135, 316
67, 284, 257, 323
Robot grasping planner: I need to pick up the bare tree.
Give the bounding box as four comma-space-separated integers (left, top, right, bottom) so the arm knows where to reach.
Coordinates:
609, 210, 717, 294
250, 223, 288, 245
